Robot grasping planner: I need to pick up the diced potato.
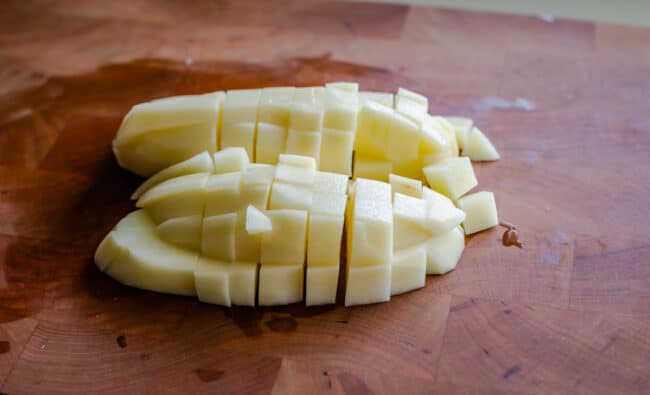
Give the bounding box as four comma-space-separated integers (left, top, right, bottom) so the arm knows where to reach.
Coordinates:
306, 265, 339, 306
389, 173, 422, 199
345, 264, 391, 306
353, 153, 392, 182
391, 159, 423, 180
194, 258, 230, 306
458, 191, 499, 235
289, 103, 323, 132
320, 129, 354, 175
246, 205, 272, 234
212, 147, 250, 174
354, 101, 393, 158
234, 211, 261, 262
426, 226, 464, 274
97, 210, 198, 296
313, 171, 349, 195
445, 116, 473, 150
136, 173, 209, 223
325, 81, 359, 93
349, 198, 393, 267
204, 172, 242, 216
307, 213, 344, 267
131, 151, 214, 200
463, 127, 500, 161
422, 187, 466, 235
392, 193, 431, 250
285, 130, 322, 166
311, 191, 347, 216
228, 262, 258, 306
258, 87, 295, 126
241, 164, 274, 209
274, 164, 316, 186
394, 87, 428, 123
423, 157, 477, 199
269, 183, 313, 210
201, 212, 237, 262
260, 210, 308, 266
323, 86, 358, 131
433, 116, 459, 157
391, 245, 427, 295
258, 264, 304, 305
220, 123, 256, 160
358, 91, 394, 108
354, 177, 392, 202
420, 117, 453, 160
220, 89, 261, 158
386, 112, 421, 162
156, 215, 202, 250
255, 123, 287, 164
114, 93, 224, 176
278, 154, 316, 169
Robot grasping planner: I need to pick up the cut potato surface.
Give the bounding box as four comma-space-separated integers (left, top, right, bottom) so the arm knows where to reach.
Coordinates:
99, 83, 504, 307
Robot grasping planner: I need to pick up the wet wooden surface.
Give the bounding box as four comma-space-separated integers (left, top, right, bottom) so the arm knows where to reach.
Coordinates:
1, 1, 650, 393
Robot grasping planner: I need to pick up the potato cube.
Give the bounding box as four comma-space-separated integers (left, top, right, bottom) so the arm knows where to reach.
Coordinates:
319, 129, 354, 175
358, 91, 394, 108
445, 116, 473, 150
136, 173, 209, 224
258, 264, 304, 306
260, 209, 308, 265
201, 213, 237, 262
389, 173, 422, 199
313, 171, 349, 195
255, 123, 287, 164
354, 101, 393, 158
393, 193, 431, 250
285, 130, 322, 166
156, 215, 202, 250
323, 87, 358, 131
386, 111, 421, 162
354, 177, 392, 203
278, 154, 316, 169
274, 164, 316, 186
221, 89, 261, 125
212, 147, 250, 174
219, 122, 256, 160
204, 172, 242, 216
229, 262, 258, 306
306, 265, 339, 306
350, 214, 393, 267
234, 211, 261, 262
423, 187, 466, 235
246, 205, 272, 235
269, 183, 313, 210
463, 127, 500, 161
353, 154, 392, 182
241, 165, 274, 209
258, 87, 295, 126
423, 157, 477, 199
426, 226, 464, 274
311, 192, 347, 216
194, 257, 230, 306
345, 264, 391, 306
391, 245, 426, 295
307, 213, 344, 267
325, 81, 359, 93
289, 103, 323, 132
458, 191, 499, 235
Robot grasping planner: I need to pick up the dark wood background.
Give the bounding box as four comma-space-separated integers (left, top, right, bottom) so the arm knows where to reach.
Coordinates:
1, 1, 649, 393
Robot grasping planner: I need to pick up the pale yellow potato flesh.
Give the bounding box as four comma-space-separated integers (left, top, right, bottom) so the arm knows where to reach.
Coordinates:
101, 83, 505, 308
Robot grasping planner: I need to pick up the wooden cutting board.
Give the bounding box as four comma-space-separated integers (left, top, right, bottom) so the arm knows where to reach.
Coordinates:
1, 1, 649, 393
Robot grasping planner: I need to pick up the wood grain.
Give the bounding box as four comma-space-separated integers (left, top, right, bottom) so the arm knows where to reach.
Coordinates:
1, 1, 649, 393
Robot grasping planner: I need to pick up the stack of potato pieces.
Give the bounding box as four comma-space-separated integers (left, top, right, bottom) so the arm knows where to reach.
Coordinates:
97, 83, 501, 307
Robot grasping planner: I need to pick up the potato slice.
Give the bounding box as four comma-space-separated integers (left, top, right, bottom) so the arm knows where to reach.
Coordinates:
156, 215, 202, 250
220, 89, 261, 158
136, 173, 209, 224
131, 151, 214, 200
98, 210, 199, 296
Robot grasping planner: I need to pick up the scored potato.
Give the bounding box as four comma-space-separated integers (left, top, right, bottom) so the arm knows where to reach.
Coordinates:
99, 83, 504, 308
